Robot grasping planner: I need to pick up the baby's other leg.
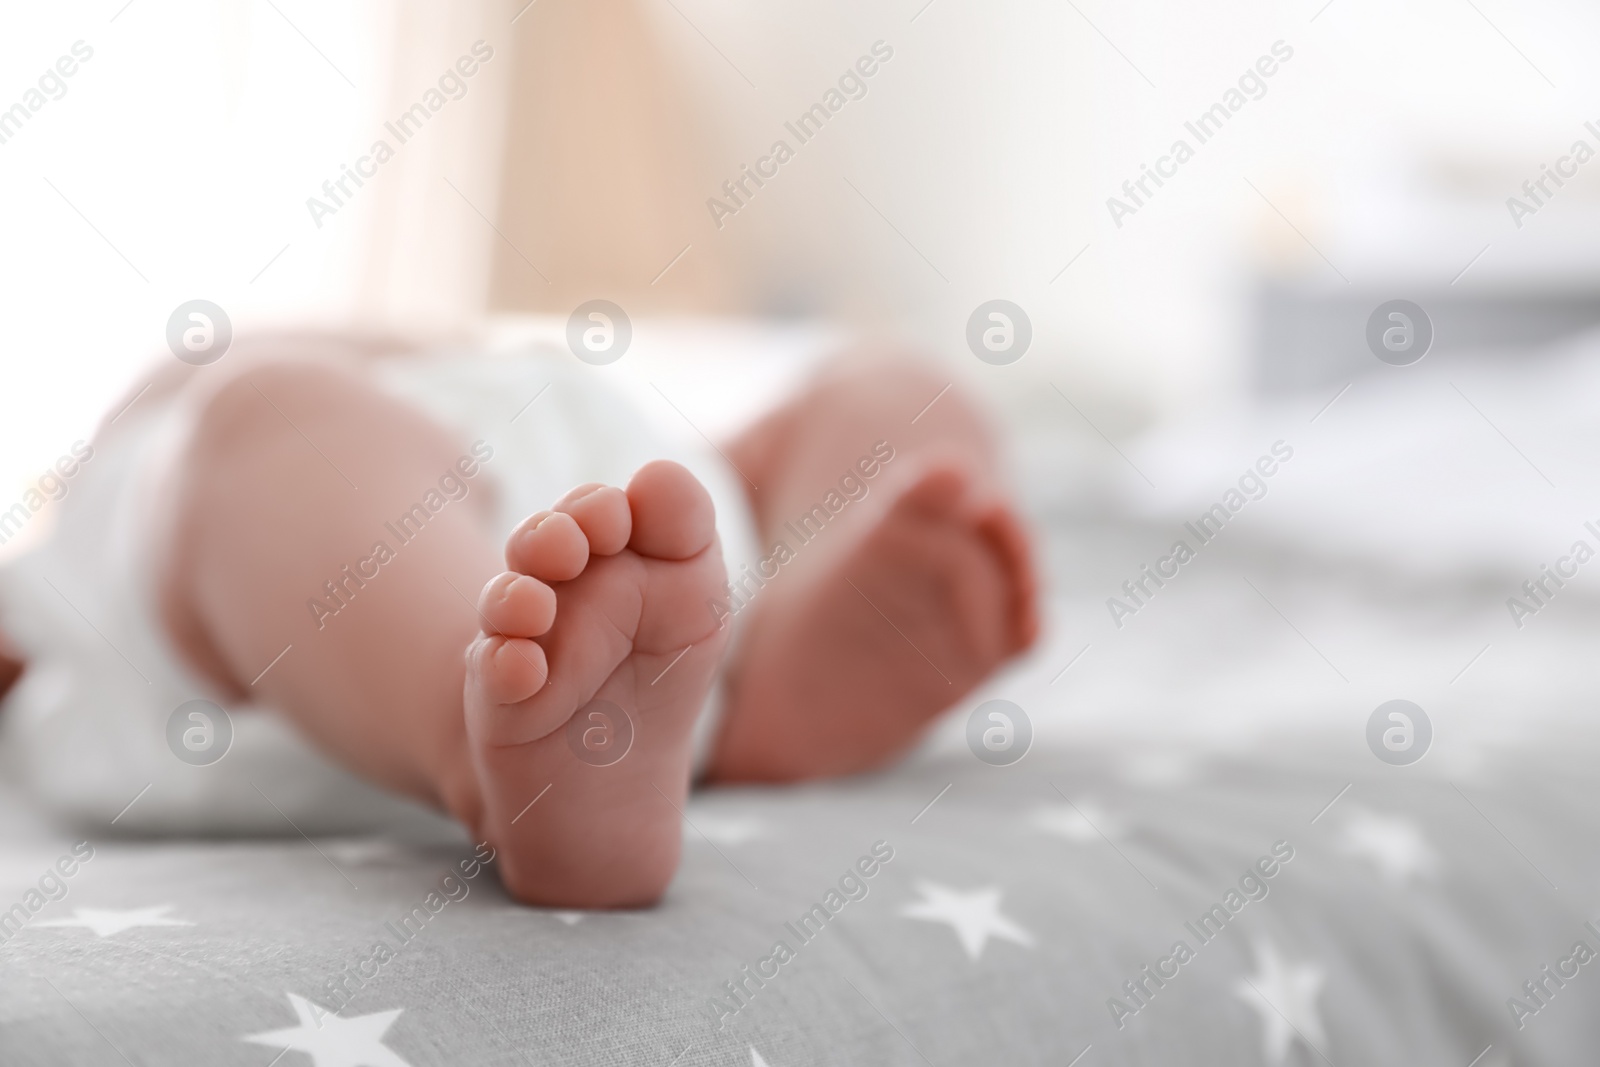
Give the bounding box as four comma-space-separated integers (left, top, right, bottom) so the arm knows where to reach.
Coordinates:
710, 352, 1040, 780
728, 352, 1001, 535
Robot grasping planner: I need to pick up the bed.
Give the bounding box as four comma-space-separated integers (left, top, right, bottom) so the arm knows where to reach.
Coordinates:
4, 321, 1600, 1064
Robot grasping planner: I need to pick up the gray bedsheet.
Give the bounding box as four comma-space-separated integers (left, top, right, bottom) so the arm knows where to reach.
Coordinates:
2, 738, 1596, 1066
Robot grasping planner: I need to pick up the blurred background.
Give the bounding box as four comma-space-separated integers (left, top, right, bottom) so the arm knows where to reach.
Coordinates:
6, 0, 1600, 753
7, 0, 1600, 446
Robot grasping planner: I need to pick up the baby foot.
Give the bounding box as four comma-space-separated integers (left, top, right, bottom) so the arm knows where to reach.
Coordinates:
710, 462, 1038, 781
462, 461, 730, 907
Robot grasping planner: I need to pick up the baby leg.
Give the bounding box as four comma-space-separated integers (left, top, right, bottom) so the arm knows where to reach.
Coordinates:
158, 361, 729, 906
156, 361, 497, 818
709, 352, 1040, 780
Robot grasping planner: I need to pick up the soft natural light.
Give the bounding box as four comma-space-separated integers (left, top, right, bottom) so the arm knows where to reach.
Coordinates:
0, 1, 381, 547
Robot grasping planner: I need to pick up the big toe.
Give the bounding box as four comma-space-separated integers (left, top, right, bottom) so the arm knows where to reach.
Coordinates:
626, 460, 717, 560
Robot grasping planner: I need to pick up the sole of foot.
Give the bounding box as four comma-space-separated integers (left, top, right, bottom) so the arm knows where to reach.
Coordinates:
461, 460, 730, 907
709, 460, 1038, 781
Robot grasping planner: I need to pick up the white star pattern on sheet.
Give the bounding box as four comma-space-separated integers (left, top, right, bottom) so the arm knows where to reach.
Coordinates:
1337, 808, 1439, 885
1030, 800, 1126, 843
34, 905, 193, 937
506, 907, 587, 925
899, 880, 1035, 961
684, 813, 769, 846
243, 993, 412, 1067
1234, 938, 1328, 1066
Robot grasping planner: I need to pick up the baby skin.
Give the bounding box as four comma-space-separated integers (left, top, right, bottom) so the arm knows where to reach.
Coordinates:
464, 464, 733, 905
136, 351, 1038, 908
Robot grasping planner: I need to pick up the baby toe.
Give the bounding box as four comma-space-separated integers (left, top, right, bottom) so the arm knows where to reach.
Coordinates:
478, 572, 557, 638
468, 635, 550, 706
555, 483, 632, 556
507, 511, 589, 581
625, 460, 717, 561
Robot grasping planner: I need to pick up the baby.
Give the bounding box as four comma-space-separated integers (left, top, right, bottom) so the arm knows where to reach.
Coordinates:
0, 333, 1037, 908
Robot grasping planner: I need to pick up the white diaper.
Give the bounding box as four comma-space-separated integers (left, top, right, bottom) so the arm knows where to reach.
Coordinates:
0, 344, 761, 834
